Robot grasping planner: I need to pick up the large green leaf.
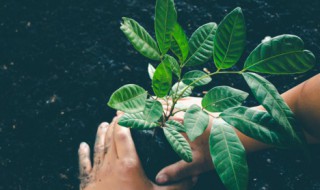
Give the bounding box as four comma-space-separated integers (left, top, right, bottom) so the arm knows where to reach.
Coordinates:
108, 84, 147, 113
143, 100, 163, 122
184, 23, 217, 66
164, 127, 192, 162
242, 72, 305, 145
170, 82, 193, 99
155, 0, 177, 54
209, 119, 248, 190
184, 104, 209, 141
243, 35, 315, 74
202, 86, 248, 112
118, 112, 158, 129
152, 57, 173, 97
182, 70, 212, 86
221, 106, 288, 147
120, 17, 161, 61
148, 64, 156, 80
171, 23, 189, 62
166, 120, 186, 132
214, 7, 246, 69
165, 55, 181, 79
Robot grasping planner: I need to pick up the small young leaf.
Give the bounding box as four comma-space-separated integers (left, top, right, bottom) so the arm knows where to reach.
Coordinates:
171, 23, 189, 62
202, 86, 248, 112
164, 127, 192, 162
214, 7, 246, 69
148, 64, 156, 80
184, 23, 217, 66
242, 72, 305, 146
165, 55, 181, 79
108, 84, 147, 113
118, 113, 158, 129
182, 70, 212, 86
184, 104, 209, 141
143, 100, 163, 122
221, 106, 289, 147
243, 35, 315, 74
120, 17, 161, 60
170, 82, 193, 99
155, 0, 177, 54
166, 120, 186, 132
152, 57, 173, 97
210, 119, 248, 190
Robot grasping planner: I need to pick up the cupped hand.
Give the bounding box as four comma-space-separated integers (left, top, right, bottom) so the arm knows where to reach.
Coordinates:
78, 117, 197, 190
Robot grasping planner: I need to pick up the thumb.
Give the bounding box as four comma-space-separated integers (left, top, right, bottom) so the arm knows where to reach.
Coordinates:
157, 176, 198, 190
155, 160, 197, 184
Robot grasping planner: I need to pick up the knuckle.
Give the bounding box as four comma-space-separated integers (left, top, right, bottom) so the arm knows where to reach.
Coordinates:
115, 130, 129, 141
94, 144, 104, 153
119, 158, 138, 171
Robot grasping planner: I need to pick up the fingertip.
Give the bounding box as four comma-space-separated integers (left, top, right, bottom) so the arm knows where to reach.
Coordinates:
156, 174, 168, 184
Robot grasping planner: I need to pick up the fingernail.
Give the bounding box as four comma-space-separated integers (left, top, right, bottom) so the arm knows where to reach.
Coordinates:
156, 174, 168, 184
80, 142, 87, 149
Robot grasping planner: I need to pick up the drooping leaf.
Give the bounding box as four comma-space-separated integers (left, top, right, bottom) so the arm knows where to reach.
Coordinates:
209, 119, 248, 190
165, 55, 181, 79
143, 100, 163, 122
120, 17, 161, 60
221, 106, 289, 147
152, 57, 173, 97
182, 70, 212, 86
214, 7, 246, 69
184, 23, 217, 66
171, 23, 189, 62
166, 120, 186, 132
202, 86, 248, 112
108, 84, 147, 113
118, 112, 158, 129
170, 82, 193, 99
184, 104, 209, 141
164, 127, 192, 162
148, 64, 156, 80
243, 35, 315, 74
155, 0, 177, 54
242, 72, 305, 145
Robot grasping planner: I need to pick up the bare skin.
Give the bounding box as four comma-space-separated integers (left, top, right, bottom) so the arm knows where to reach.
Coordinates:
78, 117, 198, 190
155, 74, 320, 184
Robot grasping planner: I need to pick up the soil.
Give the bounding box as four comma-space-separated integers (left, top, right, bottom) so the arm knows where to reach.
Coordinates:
0, 0, 320, 189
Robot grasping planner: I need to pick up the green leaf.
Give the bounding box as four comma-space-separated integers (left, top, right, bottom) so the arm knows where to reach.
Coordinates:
171, 23, 189, 62
143, 100, 163, 122
170, 82, 193, 99
184, 104, 209, 141
209, 119, 248, 190
152, 57, 173, 97
120, 17, 161, 61
164, 127, 192, 162
242, 72, 305, 145
148, 64, 156, 80
202, 86, 248, 112
182, 70, 212, 86
166, 120, 186, 132
214, 7, 246, 69
184, 23, 217, 66
108, 84, 147, 113
118, 113, 158, 129
165, 55, 181, 79
155, 0, 177, 54
221, 106, 289, 147
243, 35, 316, 74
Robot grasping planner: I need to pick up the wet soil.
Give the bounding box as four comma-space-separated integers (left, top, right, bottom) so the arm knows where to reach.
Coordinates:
0, 0, 320, 189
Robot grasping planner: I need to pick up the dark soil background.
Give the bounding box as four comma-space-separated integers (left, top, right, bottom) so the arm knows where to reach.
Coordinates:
0, 0, 320, 189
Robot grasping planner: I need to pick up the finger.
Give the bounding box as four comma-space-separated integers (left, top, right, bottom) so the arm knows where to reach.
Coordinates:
157, 176, 198, 190
105, 117, 117, 160
156, 160, 199, 184
116, 111, 124, 116
114, 120, 138, 159
93, 122, 109, 168
78, 142, 92, 177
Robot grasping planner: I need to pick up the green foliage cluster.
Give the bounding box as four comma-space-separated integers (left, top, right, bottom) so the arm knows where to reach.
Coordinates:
108, 1, 316, 190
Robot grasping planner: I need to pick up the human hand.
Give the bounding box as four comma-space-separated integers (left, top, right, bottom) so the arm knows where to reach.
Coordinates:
78, 117, 197, 190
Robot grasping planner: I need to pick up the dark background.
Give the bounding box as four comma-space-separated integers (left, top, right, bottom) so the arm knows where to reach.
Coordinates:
0, 0, 320, 189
